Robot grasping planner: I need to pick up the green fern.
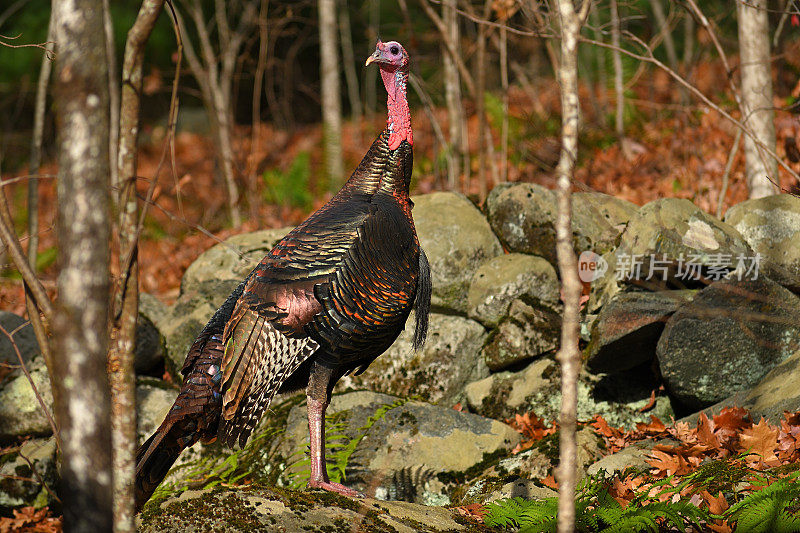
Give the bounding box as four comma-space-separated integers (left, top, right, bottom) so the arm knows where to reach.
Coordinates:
149, 423, 283, 504
725, 471, 800, 533
484, 471, 710, 533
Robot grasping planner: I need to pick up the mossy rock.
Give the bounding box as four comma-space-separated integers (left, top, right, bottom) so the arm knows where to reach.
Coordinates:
413, 192, 503, 314
724, 194, 800, 291
657, 277, 800, 411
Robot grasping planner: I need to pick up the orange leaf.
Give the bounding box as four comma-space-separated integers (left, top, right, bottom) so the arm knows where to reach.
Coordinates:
541, 474, 559, 490
454, 503, 486, 520
696, 412, 720, 450
701, 490, 730, 515
647, 449, 690, 477
738, 418, 779, 465
638, 389, 658, 413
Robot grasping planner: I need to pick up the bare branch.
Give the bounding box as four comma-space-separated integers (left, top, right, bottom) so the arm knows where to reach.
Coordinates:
0, 33, 55, 58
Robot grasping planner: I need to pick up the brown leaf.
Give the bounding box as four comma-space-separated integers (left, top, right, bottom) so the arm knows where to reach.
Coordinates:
701, 490, 730, 515
454, 503, 486, 520
638, 389, 657, 413
541, 474, 559, 490
0, 506, 62, 533
647, 449, 691, 477
738, 418, 780, 466
696, 412, 720, 450
507, 412, 557, 453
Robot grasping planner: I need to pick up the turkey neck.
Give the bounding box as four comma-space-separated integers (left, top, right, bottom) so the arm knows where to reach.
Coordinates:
381, 66, 412, 151
335, 66, 413, 203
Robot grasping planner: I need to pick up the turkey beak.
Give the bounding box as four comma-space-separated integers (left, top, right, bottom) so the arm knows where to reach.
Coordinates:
365, 49, 381, 67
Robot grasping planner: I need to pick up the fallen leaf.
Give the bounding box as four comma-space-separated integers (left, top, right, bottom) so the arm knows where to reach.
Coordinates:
638, 389, 657, 413
454, 503, 486, 520
696, 412, 720, 450
541, 474, 559, 490
701, 490, 730, 515
738, 418, 780, 466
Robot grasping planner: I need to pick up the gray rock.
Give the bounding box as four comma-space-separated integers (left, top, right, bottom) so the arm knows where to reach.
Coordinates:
138, 487, 468, 532
464, 359, 674, 429
467, 253, 559, 328
277, 391, 520, 499
587, 441, 653, 476
136, 313, 167, 374
484, 480, 558, 504
572, 192, 639, 255
481, 298, 561, 371
465, 358, 554, 419
0, 311, 40, 373
697, 348, 800, 423
657, 278, 800, 411
584, 290, 696, 374
180, 228, 290, 296
744, 348, 800, 420
339, 313, 488, 406
589, 198, 752, 311
0, 437, 58, 509
486, 184, 558, 264
724, 194, 800, 290
139, 292, 170, 331
0, 358, 54, 440
486, 184, 637, 266
413, 192, 503, 313
136, 380, 179, 443
160, 280, 241, 377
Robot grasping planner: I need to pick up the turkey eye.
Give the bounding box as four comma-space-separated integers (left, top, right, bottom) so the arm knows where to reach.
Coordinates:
390, 45, 399, 55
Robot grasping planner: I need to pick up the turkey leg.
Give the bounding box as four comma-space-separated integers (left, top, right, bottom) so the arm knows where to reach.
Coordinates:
306, 361, 364, 497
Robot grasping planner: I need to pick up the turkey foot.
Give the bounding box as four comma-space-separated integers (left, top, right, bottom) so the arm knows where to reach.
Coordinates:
307, 479, 365, 498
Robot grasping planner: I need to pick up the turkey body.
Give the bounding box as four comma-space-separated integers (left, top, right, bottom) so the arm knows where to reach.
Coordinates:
134, 129, 431, 509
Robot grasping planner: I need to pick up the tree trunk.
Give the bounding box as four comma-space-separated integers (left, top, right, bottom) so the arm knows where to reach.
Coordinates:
338, 1, 361, 129
111, 1, 165, 529
443, 0, 462, 189
736, 0, 778, 198
319, 0, 344, 188
176, 0, 251, 227
499, 19, 509, 183
365, 0, 379, 116
52, 0, 114, 530
549, 0, 588, 531
610, 0, 624, 140
249, 0, 269, 219
476, 0, 491, 202
650, 0, 678, 72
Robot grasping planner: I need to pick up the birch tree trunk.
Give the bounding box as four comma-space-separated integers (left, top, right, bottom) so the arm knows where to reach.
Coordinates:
610, 0, 624, 140
475, 0, 491, 202
736, 0, 778, 198
52, 0, 114, 529
443, 0, 462, 189
549, 0, 589, 531
319, 0, 344, 188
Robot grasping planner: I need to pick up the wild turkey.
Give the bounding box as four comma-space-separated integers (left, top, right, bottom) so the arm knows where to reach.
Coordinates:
134, 40, 430, 509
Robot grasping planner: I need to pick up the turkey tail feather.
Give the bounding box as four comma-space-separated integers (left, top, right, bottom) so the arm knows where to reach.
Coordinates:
134, 423, 183, 511
413, 248, 431, 351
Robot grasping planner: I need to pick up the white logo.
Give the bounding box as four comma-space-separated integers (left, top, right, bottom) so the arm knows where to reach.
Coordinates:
578, 251, 608, 283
